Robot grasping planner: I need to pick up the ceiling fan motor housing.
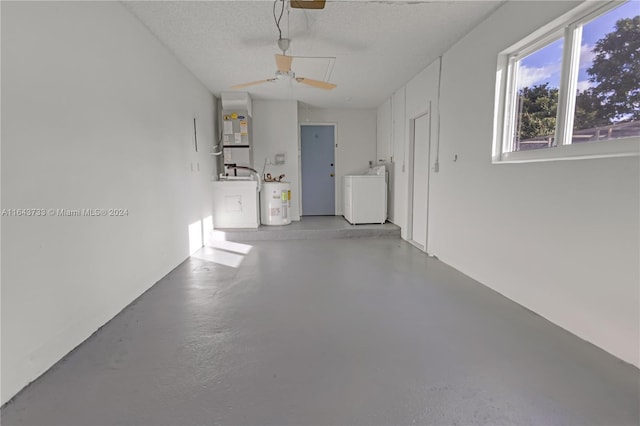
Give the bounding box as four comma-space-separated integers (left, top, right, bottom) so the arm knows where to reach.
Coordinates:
275, 70, 295, 80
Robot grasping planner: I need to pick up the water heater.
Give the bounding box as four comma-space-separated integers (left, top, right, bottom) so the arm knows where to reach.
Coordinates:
260, 182, 291, 226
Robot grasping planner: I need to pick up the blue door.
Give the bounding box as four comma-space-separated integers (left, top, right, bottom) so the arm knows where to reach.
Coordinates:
301, 125, 335, 215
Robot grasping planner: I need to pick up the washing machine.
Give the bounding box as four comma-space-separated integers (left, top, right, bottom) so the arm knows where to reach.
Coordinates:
260, 182, 291, 225
343, 165, 387, 225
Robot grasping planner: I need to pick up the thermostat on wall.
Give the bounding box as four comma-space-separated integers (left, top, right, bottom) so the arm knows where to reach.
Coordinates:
275, 153, 285, 165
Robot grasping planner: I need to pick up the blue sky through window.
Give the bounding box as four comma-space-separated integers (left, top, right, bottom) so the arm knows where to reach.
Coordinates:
518, 1, 638, 91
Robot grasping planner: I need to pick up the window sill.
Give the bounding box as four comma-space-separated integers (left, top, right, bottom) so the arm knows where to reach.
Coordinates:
493, 137, 640, 164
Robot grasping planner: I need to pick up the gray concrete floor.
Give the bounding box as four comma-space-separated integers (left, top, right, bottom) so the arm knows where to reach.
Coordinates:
2, 237, 639, 425
215, 215, 401, 241
220, 215, 398, 232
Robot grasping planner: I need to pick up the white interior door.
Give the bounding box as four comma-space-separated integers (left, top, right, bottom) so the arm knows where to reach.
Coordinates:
410, 113, 430, 249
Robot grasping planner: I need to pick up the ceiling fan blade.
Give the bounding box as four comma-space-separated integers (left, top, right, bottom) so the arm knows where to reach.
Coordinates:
275, 54, 292, 72
231, 79, 275, 89
290, 0, 326, 9
295, 77, 336, 90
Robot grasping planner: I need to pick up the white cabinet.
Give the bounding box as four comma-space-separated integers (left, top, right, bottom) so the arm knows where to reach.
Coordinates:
212, 181, 259, 228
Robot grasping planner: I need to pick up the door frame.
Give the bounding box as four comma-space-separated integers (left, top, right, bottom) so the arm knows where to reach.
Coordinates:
406, 107, 431, 252
299, 123, 338, 216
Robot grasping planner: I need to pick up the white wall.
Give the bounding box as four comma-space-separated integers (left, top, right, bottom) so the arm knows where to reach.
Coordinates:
376, 99, 392, 163
252, 100, 300, 221
1, 1, 216, 404
384, 1, 640, 366
387, 60, 441, 240
376, 99, 393, 220
391, 87, 406, 227
298, 107, 377, 215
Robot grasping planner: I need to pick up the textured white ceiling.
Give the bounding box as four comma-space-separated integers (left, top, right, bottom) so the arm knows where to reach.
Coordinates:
124, 1, 504, 109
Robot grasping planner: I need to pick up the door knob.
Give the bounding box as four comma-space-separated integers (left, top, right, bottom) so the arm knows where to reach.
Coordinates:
330, 173, 335, 177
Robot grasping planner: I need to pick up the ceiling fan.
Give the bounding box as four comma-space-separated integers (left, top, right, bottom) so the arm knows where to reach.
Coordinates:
231, 38, 337, 90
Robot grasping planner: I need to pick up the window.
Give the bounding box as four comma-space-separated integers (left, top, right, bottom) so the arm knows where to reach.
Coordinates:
493, 1, 639, 162
512, 38, 564, 151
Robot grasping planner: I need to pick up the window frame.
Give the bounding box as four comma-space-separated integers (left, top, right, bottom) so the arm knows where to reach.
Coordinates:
492, 0, 640, 164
